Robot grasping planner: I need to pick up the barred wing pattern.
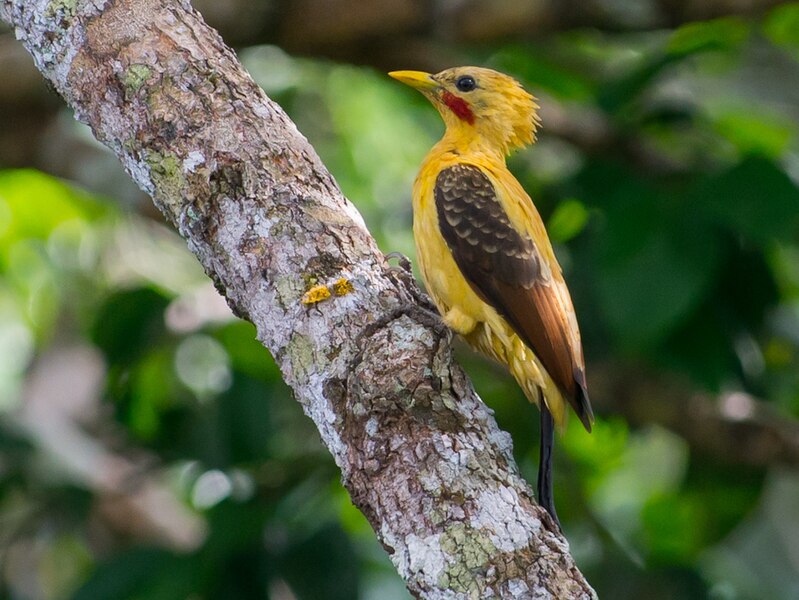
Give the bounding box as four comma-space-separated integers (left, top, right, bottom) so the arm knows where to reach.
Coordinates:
434, 164, 592, 430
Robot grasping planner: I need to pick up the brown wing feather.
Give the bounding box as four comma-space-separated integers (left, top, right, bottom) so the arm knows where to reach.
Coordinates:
434, 164, 593, 430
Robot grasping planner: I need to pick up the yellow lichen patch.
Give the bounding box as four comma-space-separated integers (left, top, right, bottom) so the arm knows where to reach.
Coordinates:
301, 277, 354, 305
301, 283, 332, 305
332, 277, 354, 297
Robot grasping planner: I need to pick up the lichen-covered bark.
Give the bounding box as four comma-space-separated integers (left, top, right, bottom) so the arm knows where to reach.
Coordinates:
0, 0, 595, 597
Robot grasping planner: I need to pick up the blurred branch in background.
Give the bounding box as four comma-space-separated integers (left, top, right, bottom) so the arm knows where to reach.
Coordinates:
11, 345, 205, 550
592, 366, 799, 467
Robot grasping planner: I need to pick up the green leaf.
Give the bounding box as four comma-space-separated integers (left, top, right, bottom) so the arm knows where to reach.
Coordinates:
763, 2, 799, 55
659, 305, 739, 390
491, 47, 595, 101
589, 426, 689, 541
0, 169, 104, 245
204, 501, 269, 560
712, 110, 794, 157
696, 156, 799, 245
548, 198, 590, 242
598, 54, 680, 116
667, 17, 750, 57
684, 463, 763, 543
277, 524, 360, 600
219, 375, 276, 462
214, 321, 279, 382
716, 245, 780, 329
91, 287, 171, 365
599, 230, 721, 347
72, 548, 178, 600
562, 416, 629, 493
641, 493, 705, 564
591, 177, 722, 348
125, 348, 180, 440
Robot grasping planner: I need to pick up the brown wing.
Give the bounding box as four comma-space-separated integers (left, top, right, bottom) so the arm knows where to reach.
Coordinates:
434, 164, 593, 430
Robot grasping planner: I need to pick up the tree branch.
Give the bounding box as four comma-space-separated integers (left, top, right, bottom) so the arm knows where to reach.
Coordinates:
592, 365, 799, 468
0, 0, 594, 596
13, 344, 206, 551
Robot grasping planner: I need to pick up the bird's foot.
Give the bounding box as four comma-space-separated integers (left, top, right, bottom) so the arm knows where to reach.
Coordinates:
384, 251, 413, 274
349, 303, 451, 375
383, 252, 439, 314
371, 304, 451, 342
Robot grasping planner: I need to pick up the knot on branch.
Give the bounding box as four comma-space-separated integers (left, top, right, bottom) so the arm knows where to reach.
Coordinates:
336, 311, 463, 499
345, 312, 464, 434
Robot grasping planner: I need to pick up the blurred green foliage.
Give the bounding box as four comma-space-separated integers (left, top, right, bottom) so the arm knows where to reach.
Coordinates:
2, 4, 799, 599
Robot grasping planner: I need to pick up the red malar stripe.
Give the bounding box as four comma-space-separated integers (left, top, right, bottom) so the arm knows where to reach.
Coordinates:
442, 91, 475, 125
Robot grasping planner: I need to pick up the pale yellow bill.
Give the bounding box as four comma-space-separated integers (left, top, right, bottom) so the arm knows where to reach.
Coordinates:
388, 70, 438, 91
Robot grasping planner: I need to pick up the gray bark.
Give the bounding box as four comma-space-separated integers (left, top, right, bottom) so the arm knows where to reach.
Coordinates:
0, 0, 595, 597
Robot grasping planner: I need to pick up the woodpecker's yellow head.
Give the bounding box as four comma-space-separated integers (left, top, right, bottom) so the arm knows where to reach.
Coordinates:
389, 66, 540, 155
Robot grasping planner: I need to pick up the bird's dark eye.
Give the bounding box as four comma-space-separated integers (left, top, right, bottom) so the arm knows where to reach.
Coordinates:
455, 75, 476, 92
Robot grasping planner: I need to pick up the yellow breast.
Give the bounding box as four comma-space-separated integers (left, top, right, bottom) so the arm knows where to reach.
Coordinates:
412, 152, 487, 321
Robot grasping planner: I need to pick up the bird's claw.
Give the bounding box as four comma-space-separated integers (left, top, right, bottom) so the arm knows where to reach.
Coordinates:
384, 251, 413, 274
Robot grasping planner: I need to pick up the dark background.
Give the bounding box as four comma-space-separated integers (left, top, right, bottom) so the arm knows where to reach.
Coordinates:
2, 0, 799, 598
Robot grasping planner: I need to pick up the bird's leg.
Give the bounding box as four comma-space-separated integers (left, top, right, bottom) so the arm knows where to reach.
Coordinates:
538, 403, 561, 531
357, 253, 450, 341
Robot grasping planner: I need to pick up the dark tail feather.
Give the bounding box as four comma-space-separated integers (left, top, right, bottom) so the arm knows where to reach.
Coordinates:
538, 403, 561, 530
573, 368, 594, 433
